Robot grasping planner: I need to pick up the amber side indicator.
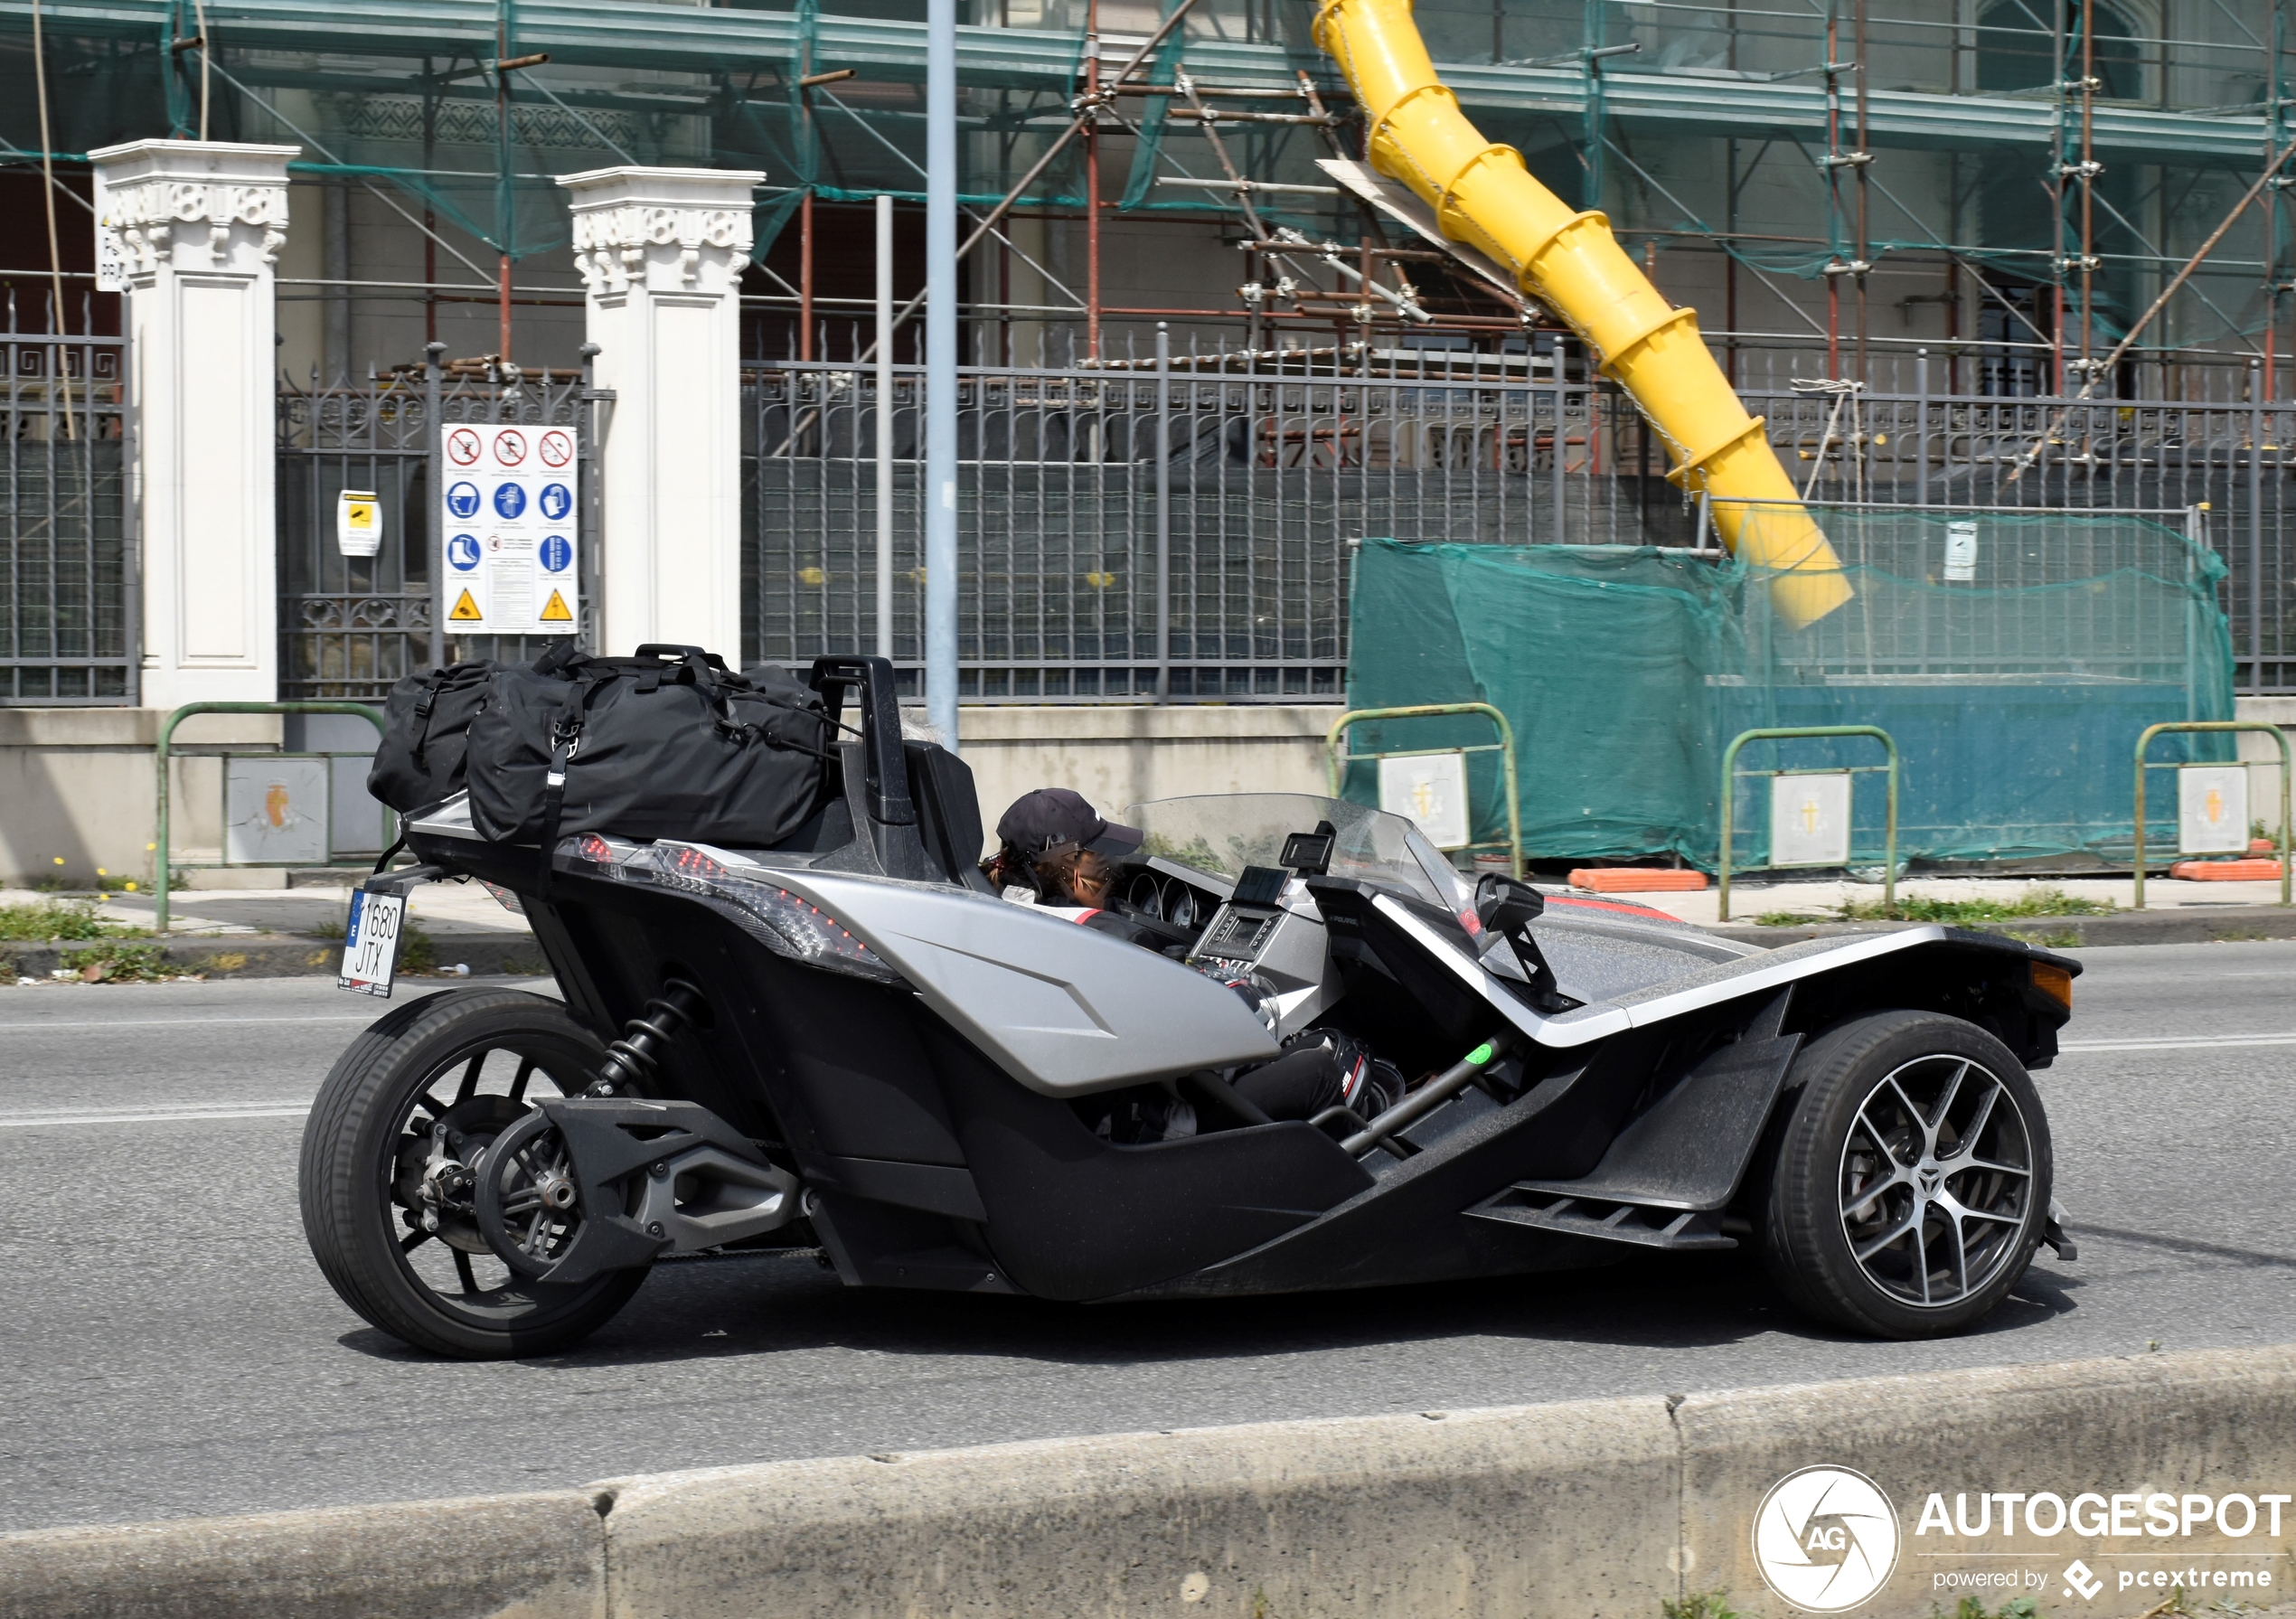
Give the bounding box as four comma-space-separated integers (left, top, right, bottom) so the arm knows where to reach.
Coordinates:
2030, 960, 2074, 1012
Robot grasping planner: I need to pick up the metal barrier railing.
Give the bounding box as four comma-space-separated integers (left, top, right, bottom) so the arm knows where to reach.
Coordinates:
1325, 702, 1522, 880
2132, 721, 2292, 909
154, 701, 390, 934
1718, 726, 1900, 923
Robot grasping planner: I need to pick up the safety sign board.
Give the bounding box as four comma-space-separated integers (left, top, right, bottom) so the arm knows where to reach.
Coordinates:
1378, 751, 1471, 850
439, 423, 580, 635
2178, 766, 2249, 855
336, 490, 381, 558
1770, 772, 1853, 867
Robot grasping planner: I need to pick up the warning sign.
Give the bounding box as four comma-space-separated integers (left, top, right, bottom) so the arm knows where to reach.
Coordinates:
336, 489, 381, 558
440, 424, 580, 636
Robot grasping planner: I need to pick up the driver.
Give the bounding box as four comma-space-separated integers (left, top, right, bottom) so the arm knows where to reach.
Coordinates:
983, 788, 1152, 938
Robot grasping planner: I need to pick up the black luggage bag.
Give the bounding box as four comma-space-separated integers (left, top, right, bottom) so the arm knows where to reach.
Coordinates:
464, 645, 833, 851
368, 661, 499, 814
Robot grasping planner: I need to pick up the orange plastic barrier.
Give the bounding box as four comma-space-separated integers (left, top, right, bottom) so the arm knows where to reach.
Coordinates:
1567, 868, 1710, 893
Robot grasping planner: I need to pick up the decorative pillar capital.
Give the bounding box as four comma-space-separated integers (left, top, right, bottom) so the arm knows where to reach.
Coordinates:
558, 166, 766, 299
88, 140, 299, 286
555, 165, 763, 657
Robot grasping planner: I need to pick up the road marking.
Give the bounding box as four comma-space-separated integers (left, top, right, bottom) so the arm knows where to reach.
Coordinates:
0, 1014, 372, 1033
2060, 1032, 2296, 1053
0, 1102, 311, 1128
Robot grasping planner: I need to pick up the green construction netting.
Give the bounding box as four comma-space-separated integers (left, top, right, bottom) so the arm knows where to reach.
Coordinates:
1341, 509, 2238, 869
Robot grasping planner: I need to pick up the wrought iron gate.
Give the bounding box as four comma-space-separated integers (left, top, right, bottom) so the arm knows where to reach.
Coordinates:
0, 329, 133, 703
278, 356, 598, 701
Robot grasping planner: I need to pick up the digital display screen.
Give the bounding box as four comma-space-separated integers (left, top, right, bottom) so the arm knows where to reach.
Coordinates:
1200, 909, 1280, 961
1232, 865, 1288, 907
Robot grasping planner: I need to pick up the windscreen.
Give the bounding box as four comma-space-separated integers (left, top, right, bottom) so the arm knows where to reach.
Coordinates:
1127, 793, 1469, 914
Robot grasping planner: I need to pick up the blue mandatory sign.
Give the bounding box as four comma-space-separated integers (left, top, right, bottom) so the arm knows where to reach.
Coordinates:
538, 482, 573, 522
445, 481, 482, 519
493, 482, 527, 520
539, 535, 574, 574
447, 534, 482, 571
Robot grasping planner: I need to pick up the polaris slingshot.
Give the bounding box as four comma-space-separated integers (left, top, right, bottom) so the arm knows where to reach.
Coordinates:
299, 655, 2078, 1358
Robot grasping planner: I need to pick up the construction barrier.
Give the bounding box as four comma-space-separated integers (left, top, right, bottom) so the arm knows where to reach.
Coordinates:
2132, 720, 2292, 909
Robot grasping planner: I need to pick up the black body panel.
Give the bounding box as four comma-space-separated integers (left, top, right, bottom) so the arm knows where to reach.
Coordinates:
921, 1021, 1378, 1302
1511, 991, 1802, 1211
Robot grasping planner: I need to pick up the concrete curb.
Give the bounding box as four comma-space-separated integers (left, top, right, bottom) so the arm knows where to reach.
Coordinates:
0, 932, 549, 982
0, 1491, 604, 1619
10, 1345, 2296, 1617
1708, 904, 2296, 948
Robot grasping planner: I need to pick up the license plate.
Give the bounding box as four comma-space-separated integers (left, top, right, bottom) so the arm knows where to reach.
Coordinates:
339, 888, 408, 998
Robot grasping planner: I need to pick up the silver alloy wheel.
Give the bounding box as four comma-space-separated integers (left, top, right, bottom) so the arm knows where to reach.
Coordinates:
1838, 1053, 2035, 1308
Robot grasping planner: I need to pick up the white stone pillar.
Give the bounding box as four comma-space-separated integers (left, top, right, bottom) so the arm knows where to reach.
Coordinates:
89, 139, 297, 709
559, 165, 763, 658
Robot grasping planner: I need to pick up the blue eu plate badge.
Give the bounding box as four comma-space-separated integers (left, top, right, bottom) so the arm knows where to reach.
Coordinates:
339, 887, 407, 998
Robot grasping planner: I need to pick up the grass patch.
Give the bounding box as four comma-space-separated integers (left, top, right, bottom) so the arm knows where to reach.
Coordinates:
1746, 888, 2117, 927
1662, 1594, 1745, 1619
0, 899, 136, 941
1950, 1600, 2038, 1619
1840, 888, 2115, 922
57, 943, 175, 983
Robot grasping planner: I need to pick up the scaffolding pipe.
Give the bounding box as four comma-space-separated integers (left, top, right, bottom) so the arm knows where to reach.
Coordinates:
926, 0, 958, 745
876, 192, 894, 663
1312, 0, 1852, 626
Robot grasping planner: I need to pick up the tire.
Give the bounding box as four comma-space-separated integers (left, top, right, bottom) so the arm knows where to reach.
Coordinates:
1758, 1010, 2052, 1340
298, 988, 649, 1359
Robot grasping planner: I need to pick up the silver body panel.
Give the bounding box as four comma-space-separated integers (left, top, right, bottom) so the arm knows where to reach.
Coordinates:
1371, 898, 1961, 1050
762, 867, 1281, 1097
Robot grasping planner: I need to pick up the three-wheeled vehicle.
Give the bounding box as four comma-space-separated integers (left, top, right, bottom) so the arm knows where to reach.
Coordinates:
300, 655, 2077, 1358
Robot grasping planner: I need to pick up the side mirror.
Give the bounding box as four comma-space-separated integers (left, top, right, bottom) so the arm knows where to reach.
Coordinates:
1474, 873, 1546, 936
1473, 874, 1569, 1014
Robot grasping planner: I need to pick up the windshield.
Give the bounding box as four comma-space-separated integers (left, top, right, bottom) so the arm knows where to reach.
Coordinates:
1126, 793, 1470, 913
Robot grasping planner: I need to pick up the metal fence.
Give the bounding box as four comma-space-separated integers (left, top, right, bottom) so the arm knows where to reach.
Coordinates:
0, 331, 133, 704
744, 341, 2296, 700
278, 362, 598, 701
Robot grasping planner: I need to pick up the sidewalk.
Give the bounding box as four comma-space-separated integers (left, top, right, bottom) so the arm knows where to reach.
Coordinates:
0, 880, 533, 940
1616, 873, 2291, 927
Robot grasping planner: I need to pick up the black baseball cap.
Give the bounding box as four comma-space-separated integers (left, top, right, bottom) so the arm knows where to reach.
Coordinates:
997, 788, 1144, 861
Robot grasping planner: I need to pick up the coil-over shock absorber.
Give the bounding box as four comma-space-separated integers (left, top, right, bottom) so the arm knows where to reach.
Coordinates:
586, 978, 710, 1096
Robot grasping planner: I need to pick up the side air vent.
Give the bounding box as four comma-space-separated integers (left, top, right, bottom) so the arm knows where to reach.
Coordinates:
1466, 1184, 1736, 1250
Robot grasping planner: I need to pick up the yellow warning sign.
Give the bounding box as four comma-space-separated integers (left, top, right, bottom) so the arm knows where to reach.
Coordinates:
449, 588, 484, 622
540, 588, 573, 624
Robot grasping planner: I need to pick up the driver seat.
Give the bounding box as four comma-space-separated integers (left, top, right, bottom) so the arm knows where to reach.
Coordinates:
905, 742, 994, 892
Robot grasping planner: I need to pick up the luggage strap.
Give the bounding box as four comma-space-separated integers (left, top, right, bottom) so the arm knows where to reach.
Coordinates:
535, 674, 607, 898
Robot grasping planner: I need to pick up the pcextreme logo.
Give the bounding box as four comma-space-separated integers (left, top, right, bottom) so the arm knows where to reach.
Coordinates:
1753, 1466, 1904, 1612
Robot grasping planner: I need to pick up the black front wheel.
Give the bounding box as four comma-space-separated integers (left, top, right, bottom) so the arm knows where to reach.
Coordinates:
298, 988, 648, 1359
1759, 1010, 2052, 1340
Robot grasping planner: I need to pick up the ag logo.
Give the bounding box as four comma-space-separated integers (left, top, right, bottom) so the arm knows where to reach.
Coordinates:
1752, 1466, 1901, 1612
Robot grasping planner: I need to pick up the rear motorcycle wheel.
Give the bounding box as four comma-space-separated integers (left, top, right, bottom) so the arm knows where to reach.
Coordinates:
298, 988, 648, 1359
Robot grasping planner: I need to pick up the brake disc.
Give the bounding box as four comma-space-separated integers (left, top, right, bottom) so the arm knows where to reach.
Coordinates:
473, 1108, 587, 1278
393, 1094, 525, 1256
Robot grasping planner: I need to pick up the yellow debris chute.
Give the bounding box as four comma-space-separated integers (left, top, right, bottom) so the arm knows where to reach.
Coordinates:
1313, 0, 1853, 627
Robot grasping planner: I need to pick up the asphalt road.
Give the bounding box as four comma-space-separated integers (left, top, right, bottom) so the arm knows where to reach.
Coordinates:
4, 942, 2295, 1534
